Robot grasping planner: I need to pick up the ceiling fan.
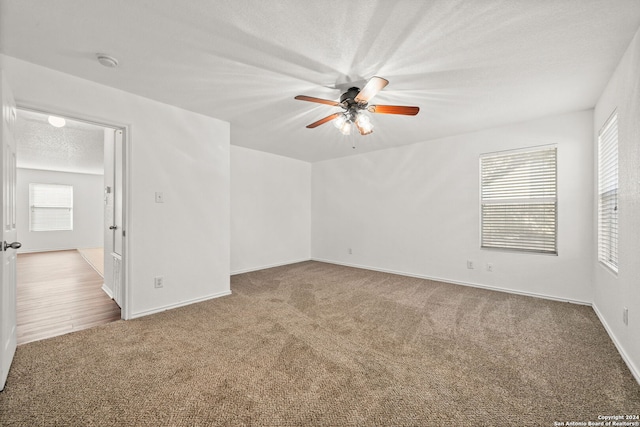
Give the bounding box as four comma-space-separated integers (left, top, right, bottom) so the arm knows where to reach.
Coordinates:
295, 76, 419, 136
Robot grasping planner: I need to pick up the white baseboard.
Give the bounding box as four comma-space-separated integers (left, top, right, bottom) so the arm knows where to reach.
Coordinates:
592, 304, 640, 385
130, 290, 232, 319
17, 247, 79, 254
101, 284, 114, 299
311, 258, 591, 306
231, 258, 311, 275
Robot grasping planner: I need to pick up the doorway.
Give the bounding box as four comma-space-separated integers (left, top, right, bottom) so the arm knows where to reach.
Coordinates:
13, 108, 126, 345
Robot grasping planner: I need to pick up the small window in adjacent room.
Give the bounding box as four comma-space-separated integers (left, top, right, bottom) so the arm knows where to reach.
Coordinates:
597, 112, 618, 273
480, 146, 557, 254
29, 183, 74, 231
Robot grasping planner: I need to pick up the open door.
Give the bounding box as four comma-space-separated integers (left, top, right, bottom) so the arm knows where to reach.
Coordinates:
103, 128, 124, 308
0, 70, 20, 390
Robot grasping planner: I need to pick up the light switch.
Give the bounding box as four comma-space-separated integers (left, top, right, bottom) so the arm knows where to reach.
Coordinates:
155, 192, 164, 203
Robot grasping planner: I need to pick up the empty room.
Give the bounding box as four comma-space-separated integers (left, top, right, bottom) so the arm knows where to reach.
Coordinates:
1, 1, 639, 426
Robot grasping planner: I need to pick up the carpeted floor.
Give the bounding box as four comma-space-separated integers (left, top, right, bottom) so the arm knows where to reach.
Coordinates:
1, 261, 638, 426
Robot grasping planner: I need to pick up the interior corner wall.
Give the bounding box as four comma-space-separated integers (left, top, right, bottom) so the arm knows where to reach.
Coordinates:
312, 110, 594, 303
16, 168, 103, 253
593, 25, 640, 382
231, 145, 311, 274
0, 54, 231, 319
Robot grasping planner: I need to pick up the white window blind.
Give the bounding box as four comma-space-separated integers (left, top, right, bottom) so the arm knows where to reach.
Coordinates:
481, 147, 557, 254
598, 112, 618, 273
29, 183, 74, 231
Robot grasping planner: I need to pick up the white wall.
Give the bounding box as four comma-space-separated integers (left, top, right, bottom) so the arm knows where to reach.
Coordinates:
231, 145, 311, 274
16, 168, 103, 252
593, 25, 640, 382
1, 54, 231, 319
312, 110, 594, 303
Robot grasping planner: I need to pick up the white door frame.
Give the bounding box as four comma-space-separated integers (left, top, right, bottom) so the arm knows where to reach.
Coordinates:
15, 105, 132, 319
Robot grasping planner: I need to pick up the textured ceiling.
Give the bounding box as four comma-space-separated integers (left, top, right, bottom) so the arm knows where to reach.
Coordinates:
15, 109, 105, 175
1, 0, 640, 162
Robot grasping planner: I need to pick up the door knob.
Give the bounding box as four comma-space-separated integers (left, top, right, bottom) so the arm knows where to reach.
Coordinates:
3, 241, 21, 251
109, 225, 118, 230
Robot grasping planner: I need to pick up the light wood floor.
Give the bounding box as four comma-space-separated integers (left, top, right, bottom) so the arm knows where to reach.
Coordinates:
77, 247, 104, 277
17, 250, 121, 345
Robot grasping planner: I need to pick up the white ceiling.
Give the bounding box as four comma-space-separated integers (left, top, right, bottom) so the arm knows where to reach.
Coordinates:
1, 0, 639, 163
15, 109, 105, 175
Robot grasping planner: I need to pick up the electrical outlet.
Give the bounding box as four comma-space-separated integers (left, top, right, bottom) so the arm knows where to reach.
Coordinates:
486, 263, 493, 272
154, 276, 164, 288
348, 248, 352, 255
623, 307, 629, 326
467, 260, 474, 269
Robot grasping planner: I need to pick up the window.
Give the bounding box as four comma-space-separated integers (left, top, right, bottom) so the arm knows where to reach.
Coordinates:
29, 183, 73, 231
480, 146, 557, 254
598, 112, 618, 273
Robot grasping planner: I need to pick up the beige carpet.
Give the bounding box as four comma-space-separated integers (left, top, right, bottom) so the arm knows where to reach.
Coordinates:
77, 247, 104, 278
1, 261, 638, 425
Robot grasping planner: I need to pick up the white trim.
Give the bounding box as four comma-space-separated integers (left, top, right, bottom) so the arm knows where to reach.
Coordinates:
479, 143, 558, 158
592, 303, 640, 385
16, 105, 125, 131
17, 166, 104, 176
120, 125, 134, 320
101, 283, 114, 299
129, 290, 232, 319
231, 258, 311, 275
311, 258, 591, 306
17, 247, 80, 254
121, 126, 132, 320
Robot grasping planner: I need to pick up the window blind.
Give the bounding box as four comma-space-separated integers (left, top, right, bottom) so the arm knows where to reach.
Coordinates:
598, 112, 618, 273
29, 183, 74, 231
481, 147, 557, 254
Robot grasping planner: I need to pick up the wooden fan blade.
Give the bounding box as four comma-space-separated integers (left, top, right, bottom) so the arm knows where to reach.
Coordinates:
306, 113, 341, 128
368, 105, 420, 116
295, 95, 341, 107
354, 76, 389, 103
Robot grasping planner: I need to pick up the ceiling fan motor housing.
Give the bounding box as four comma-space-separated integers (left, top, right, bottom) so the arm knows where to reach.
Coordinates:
340, 87, 362, 106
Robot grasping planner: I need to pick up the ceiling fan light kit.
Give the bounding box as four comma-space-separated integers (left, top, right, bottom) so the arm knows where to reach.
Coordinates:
295, 76, 419, 138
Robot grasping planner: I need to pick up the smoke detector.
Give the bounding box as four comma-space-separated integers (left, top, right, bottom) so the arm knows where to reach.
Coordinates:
97, 54, 119, 68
